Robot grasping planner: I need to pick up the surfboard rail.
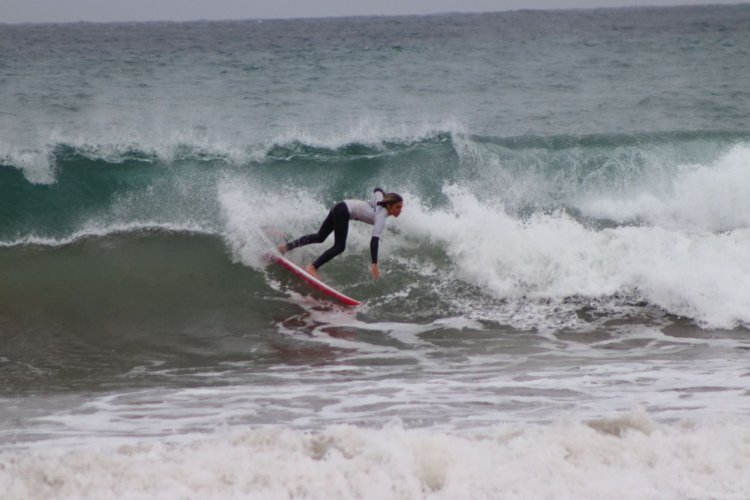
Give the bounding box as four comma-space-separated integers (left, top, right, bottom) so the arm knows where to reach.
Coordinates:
269, 253, 362, 306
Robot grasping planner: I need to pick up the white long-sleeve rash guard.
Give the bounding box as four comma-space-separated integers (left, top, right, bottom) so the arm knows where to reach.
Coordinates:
344, 190, 387, 263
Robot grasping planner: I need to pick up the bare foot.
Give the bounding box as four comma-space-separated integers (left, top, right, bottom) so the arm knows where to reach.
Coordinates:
277, 244, 287, 255
304, 264, 320, 279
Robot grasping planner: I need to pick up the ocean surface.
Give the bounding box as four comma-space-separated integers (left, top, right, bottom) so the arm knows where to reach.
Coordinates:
2, 5, 750, 498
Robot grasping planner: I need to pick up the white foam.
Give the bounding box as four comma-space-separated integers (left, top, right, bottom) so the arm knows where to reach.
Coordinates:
0, 146, 56, 185
578, 144, 750, 232
0, 221, 213, 249
399, 187, 750, 329
2, 412, 749, 500
217, 176, 329, 270
1, 114, 465, 185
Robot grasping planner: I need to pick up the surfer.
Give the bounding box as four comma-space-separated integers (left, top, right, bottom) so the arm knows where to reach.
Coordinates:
278, 188, 403, 280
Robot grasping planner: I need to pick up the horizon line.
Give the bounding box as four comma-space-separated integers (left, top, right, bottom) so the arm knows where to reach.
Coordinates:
2, 2, 747, 27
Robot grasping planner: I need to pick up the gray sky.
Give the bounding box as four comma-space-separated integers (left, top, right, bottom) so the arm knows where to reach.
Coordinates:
1, 0, 747, 23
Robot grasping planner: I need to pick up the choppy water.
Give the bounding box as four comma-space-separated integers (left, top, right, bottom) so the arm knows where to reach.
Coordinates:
1, 5, 750, 499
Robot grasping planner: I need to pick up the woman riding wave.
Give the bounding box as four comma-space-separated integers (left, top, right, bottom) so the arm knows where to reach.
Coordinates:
279, 188, 403, 280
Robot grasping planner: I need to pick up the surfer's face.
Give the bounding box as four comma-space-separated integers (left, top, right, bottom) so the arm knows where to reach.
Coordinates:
387, 201, 403, 218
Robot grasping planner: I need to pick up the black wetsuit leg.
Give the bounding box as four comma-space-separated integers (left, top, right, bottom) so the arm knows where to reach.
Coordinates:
285, 202, 350, 269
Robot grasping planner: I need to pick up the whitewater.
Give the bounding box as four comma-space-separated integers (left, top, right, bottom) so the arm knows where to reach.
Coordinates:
1, 5, 750, 499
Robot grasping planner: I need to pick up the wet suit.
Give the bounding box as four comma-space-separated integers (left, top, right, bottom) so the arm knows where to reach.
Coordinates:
284, 189, 388, 270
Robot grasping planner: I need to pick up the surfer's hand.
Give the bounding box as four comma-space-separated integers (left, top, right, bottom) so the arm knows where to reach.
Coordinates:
371, 263, 380, 280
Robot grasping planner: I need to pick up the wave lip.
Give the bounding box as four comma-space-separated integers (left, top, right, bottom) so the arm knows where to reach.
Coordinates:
0, 120, 467, 184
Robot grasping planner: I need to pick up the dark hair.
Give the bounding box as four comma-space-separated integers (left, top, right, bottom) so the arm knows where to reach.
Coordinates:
377, 192, 403, 207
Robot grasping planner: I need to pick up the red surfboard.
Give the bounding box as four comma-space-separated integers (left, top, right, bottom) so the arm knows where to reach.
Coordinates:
269, 253, 362, 307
